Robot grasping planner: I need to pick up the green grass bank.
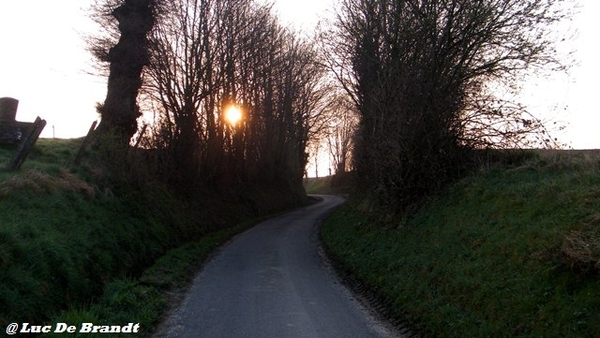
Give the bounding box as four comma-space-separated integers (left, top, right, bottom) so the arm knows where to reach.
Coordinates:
0, 138, 303, 336
321, 150, 600, 337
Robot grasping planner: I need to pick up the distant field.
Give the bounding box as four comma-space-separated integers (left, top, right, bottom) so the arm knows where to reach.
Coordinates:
303, 176, 333, 194
304, 172, 353, 195
322, 149, 600, 338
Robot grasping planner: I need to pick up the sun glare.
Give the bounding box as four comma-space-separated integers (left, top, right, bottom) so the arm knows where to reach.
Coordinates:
224, 105, 243, 126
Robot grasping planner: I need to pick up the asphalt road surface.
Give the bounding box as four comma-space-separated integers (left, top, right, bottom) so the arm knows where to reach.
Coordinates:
153, 195, 403, 338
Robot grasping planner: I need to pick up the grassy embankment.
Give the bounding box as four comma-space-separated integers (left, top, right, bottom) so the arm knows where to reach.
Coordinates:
320, 150, 600, 337
304, 172, 353, 196
0, 138, 300, 336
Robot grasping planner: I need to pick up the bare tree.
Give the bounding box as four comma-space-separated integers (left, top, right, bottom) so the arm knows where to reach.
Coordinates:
326, 0, 570, 208
142, 0, 222, 184
326, 93, 358, 175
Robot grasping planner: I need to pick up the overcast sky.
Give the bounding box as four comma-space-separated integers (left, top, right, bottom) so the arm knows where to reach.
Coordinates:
0, 0, 597, 150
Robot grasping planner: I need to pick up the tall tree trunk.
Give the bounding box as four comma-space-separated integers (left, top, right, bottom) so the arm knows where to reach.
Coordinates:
96, 0, 155, 144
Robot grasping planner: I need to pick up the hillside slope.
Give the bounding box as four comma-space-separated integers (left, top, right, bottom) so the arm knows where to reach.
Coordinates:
322, 150, 600, 337
0, 138, 304, 333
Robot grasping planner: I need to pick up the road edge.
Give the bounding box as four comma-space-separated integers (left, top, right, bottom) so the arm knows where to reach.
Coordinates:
313, 199, 421, 338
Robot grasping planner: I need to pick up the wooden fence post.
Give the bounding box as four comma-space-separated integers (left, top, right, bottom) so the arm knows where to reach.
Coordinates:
74, 121, 98, 166
8, 116, 46, 171
132, 124, 147, 150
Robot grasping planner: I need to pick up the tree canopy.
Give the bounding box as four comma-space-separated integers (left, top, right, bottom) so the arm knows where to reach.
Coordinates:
90, 0, 327, 199
323, 0, 569, 208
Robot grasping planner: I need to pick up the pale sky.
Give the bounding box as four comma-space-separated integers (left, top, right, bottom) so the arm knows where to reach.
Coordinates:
0, 0, 597, 151
0, 1, 103, 139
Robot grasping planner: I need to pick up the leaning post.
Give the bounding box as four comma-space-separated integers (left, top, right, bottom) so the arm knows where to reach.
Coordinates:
74, 120, 98, 166
8, 116, 47, 171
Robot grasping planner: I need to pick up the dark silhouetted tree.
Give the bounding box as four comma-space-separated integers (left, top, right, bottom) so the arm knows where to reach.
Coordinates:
324, 0, 569, 209
94, 0, 156, 144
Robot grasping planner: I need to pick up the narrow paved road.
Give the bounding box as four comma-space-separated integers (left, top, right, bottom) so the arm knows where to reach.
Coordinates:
153, 195, 402, 338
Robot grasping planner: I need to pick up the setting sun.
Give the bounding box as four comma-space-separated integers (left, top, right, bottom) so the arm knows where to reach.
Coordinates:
224, 105, 243, 126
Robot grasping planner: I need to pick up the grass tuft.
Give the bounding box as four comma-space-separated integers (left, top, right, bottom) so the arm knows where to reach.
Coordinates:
562, 229, 600, 272
0, 168, 96, 198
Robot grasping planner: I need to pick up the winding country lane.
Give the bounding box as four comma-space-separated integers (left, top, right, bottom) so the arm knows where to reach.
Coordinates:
153, 195, 404, 338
